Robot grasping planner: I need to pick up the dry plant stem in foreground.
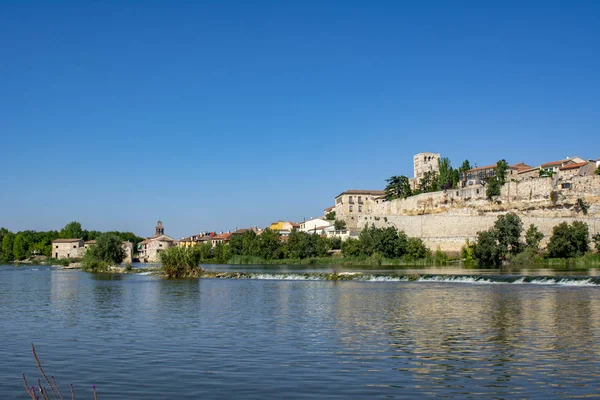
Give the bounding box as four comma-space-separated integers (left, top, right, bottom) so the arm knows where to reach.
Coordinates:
23, 343, 96, 399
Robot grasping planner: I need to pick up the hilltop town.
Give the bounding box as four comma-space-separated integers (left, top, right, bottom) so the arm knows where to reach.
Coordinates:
47, 152, 597, 263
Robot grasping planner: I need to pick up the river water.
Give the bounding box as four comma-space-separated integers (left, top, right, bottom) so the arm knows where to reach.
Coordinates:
1, 264, 599, 399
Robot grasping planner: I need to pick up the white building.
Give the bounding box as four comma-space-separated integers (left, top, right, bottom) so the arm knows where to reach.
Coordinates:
299, 217, 333, 234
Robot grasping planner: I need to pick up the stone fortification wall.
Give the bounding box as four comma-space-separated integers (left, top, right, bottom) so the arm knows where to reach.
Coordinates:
338, 176, 600, 252
350, 214, 599, 252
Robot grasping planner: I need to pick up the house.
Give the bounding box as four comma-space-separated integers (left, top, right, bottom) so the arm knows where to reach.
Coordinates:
212, 232, 232, 247
179, 232, 216, 248
324, 226, 359, 241
268, 221, 300, 236
459, 162, 532, 186
51, 238, 85, 259
559, 161, 597, 179
323, 206, 335, 218
517, 167, 541, 180
138, 221, 175, 262
539, 157, 585, 176
299, 217, 333, 234
507, 163, 533, 180
334, 190, 386, 215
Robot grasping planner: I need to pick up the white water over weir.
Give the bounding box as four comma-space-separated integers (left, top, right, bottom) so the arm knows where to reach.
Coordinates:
216, 272, 600, 286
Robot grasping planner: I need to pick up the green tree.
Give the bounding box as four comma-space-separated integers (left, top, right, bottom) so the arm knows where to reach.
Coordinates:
212, 242, 230, 264
256, 229, 282, 260
1, 232, 16, 262
486, 178, 501, 199
525, 224, 544, 250
359, 225, 407, 258
571, 221, 590, 256
13, 234, 27, 260
89, 233, 126, 265
418, 170, 439, 193
473, 230, 502, 266
330, 236, 342, 250
384, 175, 412, 200
437, 157, 454, 190
325, 211, 336, 220
596, 165, 600, 176
341, 238, 362, 257
459, 160, 472, 173
334, 219, 347, 230
495, 159, 509, 184
59, 221, 83, 239
405, 237, 429, 259
494, 213, 523, 256
547, 222, 590, 258
592, 233, 600, 251
451, 169, 460, 189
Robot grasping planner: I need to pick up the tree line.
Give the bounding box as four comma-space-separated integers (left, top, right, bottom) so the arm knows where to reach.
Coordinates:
0, 221, 144, 263
465, 212, 600, 266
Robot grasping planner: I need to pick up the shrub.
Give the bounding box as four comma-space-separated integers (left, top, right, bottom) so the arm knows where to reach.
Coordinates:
547, 222, 590, 258
433, 247, 449, 265
494, 213, 523, 255
593, 233, 600, 252
81, 251, 109, 272
461, 239, 475, 264
473, 230, 502, 267
329, 236, 342, 250
405, 237, 429, 259
525, 224, 544, 250
341, 238, 362, 257
334, 219, 347, 230
159, 246, 203, 278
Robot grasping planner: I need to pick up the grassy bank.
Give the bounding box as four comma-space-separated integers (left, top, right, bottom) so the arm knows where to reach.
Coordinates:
226, 252, 459, 267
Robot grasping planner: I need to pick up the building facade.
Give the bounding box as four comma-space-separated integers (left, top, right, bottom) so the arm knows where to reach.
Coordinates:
299, 217, 333, 234
413, 152, 440, 183
51, 238, 85, 259
138, 221, 175, 262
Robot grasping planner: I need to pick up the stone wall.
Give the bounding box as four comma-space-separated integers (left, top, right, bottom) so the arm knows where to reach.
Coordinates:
336, 176, 600, 251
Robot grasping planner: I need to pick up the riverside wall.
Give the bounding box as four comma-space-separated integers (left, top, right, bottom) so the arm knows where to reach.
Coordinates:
338, 176, 600, 252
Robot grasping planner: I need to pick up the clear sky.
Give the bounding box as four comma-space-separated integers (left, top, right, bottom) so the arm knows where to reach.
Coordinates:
1, 0, 599, 238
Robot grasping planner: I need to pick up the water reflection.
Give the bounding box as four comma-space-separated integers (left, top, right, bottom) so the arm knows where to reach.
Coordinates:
1, 268, 600, 399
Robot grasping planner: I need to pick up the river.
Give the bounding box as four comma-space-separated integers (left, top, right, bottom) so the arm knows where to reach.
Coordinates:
1, 264, 599, 399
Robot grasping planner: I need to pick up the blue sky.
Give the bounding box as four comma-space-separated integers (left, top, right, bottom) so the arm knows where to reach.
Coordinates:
1, 0, 599, 238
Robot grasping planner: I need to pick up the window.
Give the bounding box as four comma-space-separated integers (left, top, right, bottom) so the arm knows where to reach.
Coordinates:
349, 205, 353, 212
358, 205, 363, 212
55, 246, 58, 249
561, 182, 571, 189
73, 245, 76, 249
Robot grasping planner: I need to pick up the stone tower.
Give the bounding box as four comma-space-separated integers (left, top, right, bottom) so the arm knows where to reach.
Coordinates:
413, 152, 441, 181
155, 220, 164, 236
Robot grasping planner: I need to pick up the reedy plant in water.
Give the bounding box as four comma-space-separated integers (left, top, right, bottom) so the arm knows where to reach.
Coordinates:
23, 343, 98, 399
159, 245, 203, 278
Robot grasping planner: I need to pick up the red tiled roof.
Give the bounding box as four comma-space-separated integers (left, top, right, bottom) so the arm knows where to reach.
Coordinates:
541, 159, 571, 168
518, 167, 539, 174
52, 238, 83, 243
559, 162, 588, 171
324, 206, 335, 212
213, 233, 232, 241
510, 163, 533, 171
336, 189, 385, 198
